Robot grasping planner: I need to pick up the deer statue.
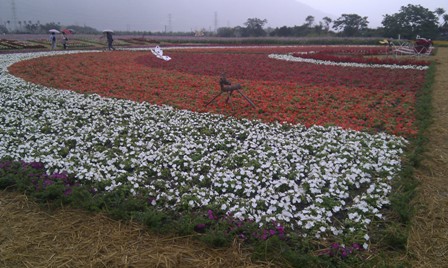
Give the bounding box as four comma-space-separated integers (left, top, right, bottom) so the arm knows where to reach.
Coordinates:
205, 73, 256, 108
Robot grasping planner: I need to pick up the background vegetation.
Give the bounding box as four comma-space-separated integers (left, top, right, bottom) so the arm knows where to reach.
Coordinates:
1, 4, 447, 39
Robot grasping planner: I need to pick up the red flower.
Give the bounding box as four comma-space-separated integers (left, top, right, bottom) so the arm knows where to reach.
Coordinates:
8, 47, 425, 138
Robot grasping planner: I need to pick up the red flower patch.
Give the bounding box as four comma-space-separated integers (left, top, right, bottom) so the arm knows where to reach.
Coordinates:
8, 47, 425, 137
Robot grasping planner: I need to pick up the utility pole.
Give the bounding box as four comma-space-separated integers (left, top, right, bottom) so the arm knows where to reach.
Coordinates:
168, 13, 172, 33
214, 11, 218, 32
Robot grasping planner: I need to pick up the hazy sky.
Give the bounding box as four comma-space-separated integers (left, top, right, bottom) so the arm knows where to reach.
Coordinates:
0, 0, 446, 32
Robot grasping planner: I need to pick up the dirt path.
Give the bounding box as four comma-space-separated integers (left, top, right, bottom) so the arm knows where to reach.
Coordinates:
407, 47, 448, 267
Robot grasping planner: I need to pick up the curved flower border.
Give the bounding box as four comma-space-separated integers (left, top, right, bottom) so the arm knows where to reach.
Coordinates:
0, 49, 408, 247
268, 53, 429, 70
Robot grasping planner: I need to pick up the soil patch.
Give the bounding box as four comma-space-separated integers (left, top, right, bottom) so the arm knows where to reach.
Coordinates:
407, 47, 448, 267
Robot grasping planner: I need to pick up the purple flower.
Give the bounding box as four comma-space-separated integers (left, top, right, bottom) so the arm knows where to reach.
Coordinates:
352, 243, 362, 250
207, 209, 217, 220
194, 223, 207, 233
276, 225, 285, 234
331, 243, 340, 249
50, 172, 68, 180
64, 188, 73, 196
0, 161, 12, 169
43, 179, 54, 188
29, 162, 45, 169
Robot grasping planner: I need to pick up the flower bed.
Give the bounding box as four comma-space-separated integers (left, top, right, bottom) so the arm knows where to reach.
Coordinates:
0, 39, 46, 50
0, 46, 426, 259
290, 47, 430, 66
8, 47, 426, 136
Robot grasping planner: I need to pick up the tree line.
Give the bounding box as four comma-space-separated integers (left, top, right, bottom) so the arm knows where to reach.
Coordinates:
1, 4, 447, 40
0, 21, 100, 35
219, 4, 448, 40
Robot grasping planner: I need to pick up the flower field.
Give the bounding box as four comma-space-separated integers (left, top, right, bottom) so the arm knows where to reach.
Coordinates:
0, 46, 428, 257
9, 46, 427, 136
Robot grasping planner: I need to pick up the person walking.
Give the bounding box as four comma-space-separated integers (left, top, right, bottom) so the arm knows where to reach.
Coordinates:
106, 32, 114, 51
49, 32, 56, 49
61, 32, 68, 50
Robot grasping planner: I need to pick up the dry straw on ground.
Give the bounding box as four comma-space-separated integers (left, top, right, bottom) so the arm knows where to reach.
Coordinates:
0, 191, 276, 267
407, 47, 448, 268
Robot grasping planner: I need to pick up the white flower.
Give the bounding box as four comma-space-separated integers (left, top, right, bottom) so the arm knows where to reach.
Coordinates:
268, 54, 429, 70
363, 243, 369, 250
0, 49, 408, 241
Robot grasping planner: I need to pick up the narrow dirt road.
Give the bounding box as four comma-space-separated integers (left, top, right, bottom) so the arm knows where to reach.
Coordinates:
408, 47, 448, 267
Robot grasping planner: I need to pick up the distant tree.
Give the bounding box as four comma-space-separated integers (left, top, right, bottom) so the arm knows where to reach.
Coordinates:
292, 25, 310, 37
305, 15, 314, 27
435, 8, 445, 19
216, 27, 235, 37
313, 22, 324, 36
243, 18, 267, 37
382, 4, 439, 39
25, 22, 39, 33
40, 22, 62, 33
434, 8, 447, 29
65, 25, 99, 34
333, 14, 369, 37
270, 26, 293, 37
441, 14, 448, 37
0, 25, 8, 34
322, 16, 332, 32
444, 14, 448, 26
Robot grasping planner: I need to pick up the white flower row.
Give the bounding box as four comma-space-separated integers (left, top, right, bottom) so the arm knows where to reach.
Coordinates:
0, 50, 408, 242
268, 53, 429, 70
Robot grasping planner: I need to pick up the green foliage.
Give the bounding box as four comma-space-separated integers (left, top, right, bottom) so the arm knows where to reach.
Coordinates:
68, 187, 99, 211
252, 236, 325, 267
383, 223, 408, 250
333, 14, 370, 37
140, 209, 170, 231
32, 183, 66, 201
200, 228, 231, 248
0, 174, 16, 189
382, 4, 439, 39
243, 18, 268, 37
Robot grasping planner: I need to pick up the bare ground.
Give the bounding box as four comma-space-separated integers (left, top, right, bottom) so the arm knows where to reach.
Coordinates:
407, 47, 448, 268
1, 48, 448, 268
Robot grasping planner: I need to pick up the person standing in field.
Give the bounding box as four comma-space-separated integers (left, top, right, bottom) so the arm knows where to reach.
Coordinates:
49, 32, 56, 49
106, 32, 114, 51
61, 32, 68, 50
